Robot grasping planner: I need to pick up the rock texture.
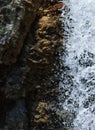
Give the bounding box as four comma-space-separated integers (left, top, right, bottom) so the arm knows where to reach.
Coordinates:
0, 0, 42, 128
0, 0, 41, 65
0, 0, 63, 129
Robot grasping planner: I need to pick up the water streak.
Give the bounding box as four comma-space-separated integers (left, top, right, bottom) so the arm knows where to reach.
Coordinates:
61, 0, 95, 129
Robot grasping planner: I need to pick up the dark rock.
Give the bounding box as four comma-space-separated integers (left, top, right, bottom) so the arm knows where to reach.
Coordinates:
0, 0, 63, 129
0, 0, 40, 65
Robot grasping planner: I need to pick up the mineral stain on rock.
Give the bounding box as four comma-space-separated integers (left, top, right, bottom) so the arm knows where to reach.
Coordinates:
0, 0, 63, 129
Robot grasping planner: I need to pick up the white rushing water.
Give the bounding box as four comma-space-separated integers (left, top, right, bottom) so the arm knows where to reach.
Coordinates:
60, 0, 95, 129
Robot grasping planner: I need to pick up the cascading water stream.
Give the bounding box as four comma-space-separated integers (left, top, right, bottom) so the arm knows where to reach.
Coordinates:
60, 0, 95, 129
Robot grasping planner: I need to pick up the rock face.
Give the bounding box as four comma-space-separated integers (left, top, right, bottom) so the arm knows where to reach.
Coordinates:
0, 0, 63, 129
0, 0, 41, 65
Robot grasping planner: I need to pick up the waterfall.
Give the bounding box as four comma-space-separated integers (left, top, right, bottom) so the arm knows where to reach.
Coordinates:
60, 0, 95, 129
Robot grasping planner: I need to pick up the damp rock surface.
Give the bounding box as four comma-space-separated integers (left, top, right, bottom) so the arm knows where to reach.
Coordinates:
0, 0, 63, 129
0, 0, 40, 65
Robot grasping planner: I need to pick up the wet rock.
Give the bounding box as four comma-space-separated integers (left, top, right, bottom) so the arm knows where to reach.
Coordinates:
25, 1, 63, 129
0, 0, 63, 129
6, 100, 28, 130
34, 102, 49, 123
0, 0, 41, 129
0, 0, 40, 65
